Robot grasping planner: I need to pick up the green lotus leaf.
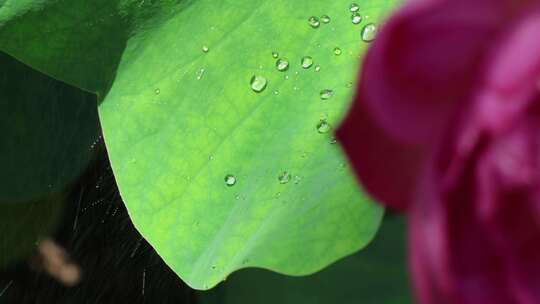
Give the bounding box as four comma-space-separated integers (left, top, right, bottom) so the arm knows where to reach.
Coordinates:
0, 0, 397, 289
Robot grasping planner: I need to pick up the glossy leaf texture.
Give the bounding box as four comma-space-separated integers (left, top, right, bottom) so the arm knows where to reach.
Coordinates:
0, 0, 397, 289
0, 52, 99, 204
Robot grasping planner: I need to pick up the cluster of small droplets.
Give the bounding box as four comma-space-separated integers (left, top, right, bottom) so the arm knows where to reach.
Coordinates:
235, 4, 380, 187
308, 14, 332, 28
144, 3, 384, 191
349, 3, 378, 42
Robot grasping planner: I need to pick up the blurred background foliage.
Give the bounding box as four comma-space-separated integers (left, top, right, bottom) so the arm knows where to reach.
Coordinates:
0, 51, 99, 205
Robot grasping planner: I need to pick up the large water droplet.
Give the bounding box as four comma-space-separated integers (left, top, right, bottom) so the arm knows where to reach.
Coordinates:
321, 15, 331, 24
350, 3, 360, 12
333, 47, 342, 56
308, 16, 320, 28
272, 51, 279, 58
224, 174, 236, 186
301, 56, 313, 69
250, 75, 268, 92
361, 23, 377, 42
351, 13, 362, 24
278, 171, 291, 184
320, 89, 334, 100
276, 58, 289, 71
317, 120, 332, 134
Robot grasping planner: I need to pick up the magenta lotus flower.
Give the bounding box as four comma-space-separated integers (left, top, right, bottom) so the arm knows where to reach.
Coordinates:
336, 0, 540, 303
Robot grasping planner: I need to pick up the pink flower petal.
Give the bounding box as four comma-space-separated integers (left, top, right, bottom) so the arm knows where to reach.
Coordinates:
357, 0, 504, 145
337, 99, 425, 210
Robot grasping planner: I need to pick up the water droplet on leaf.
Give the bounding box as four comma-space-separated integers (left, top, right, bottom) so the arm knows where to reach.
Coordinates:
224, 174, 236, 186
321, 15, 331, 23
320, 89, 334, 100
250, 75, 268, 92
202, 46, 209, 53
278, 171, 291, 184
276, 58, 289, 71
351, 13, 362, 24
317, 120, 332, 133
361, 23, 377, 42
308, 16, 320, 28
196, 68, 205, 80
333, 47, 342, 56
154, 88, 160, 95
272, 51, 279, 58
315, 65, 321, 72
301, 56, 314, 69
350, 3, 360, 12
